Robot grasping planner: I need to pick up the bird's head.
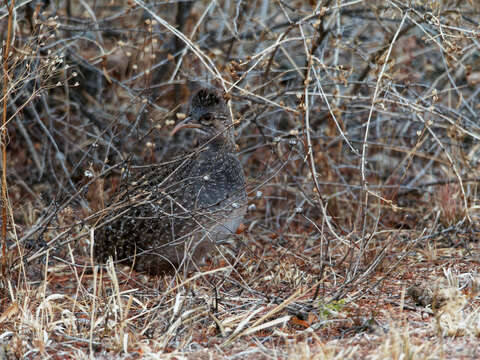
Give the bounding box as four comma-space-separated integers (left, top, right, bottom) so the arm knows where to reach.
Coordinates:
170, 88, 231, 140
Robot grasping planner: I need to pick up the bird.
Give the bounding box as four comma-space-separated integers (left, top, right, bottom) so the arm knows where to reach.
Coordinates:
93, 88, 247, 275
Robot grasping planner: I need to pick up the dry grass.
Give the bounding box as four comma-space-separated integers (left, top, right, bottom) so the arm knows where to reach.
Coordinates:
0, 0, 479, 358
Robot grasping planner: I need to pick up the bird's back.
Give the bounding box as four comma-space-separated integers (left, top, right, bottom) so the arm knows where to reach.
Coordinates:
94, 140, 246, 274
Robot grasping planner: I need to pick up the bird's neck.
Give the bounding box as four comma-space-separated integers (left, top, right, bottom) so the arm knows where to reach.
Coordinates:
199, 130, 236, 153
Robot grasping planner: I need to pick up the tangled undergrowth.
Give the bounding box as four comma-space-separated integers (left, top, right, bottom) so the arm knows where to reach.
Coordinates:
0, 0, 479, 358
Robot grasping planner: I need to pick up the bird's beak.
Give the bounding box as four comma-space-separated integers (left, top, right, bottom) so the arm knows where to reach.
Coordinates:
169, 117, 202, 136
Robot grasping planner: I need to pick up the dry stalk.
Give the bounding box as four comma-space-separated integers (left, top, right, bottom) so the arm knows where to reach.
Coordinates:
1, 0, 15, 274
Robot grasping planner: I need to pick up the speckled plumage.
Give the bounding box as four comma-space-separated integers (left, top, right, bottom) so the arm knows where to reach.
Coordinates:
94, 89, 246, 274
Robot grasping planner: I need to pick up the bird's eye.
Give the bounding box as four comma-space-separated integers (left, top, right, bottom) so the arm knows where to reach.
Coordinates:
200, 114, 212, 123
